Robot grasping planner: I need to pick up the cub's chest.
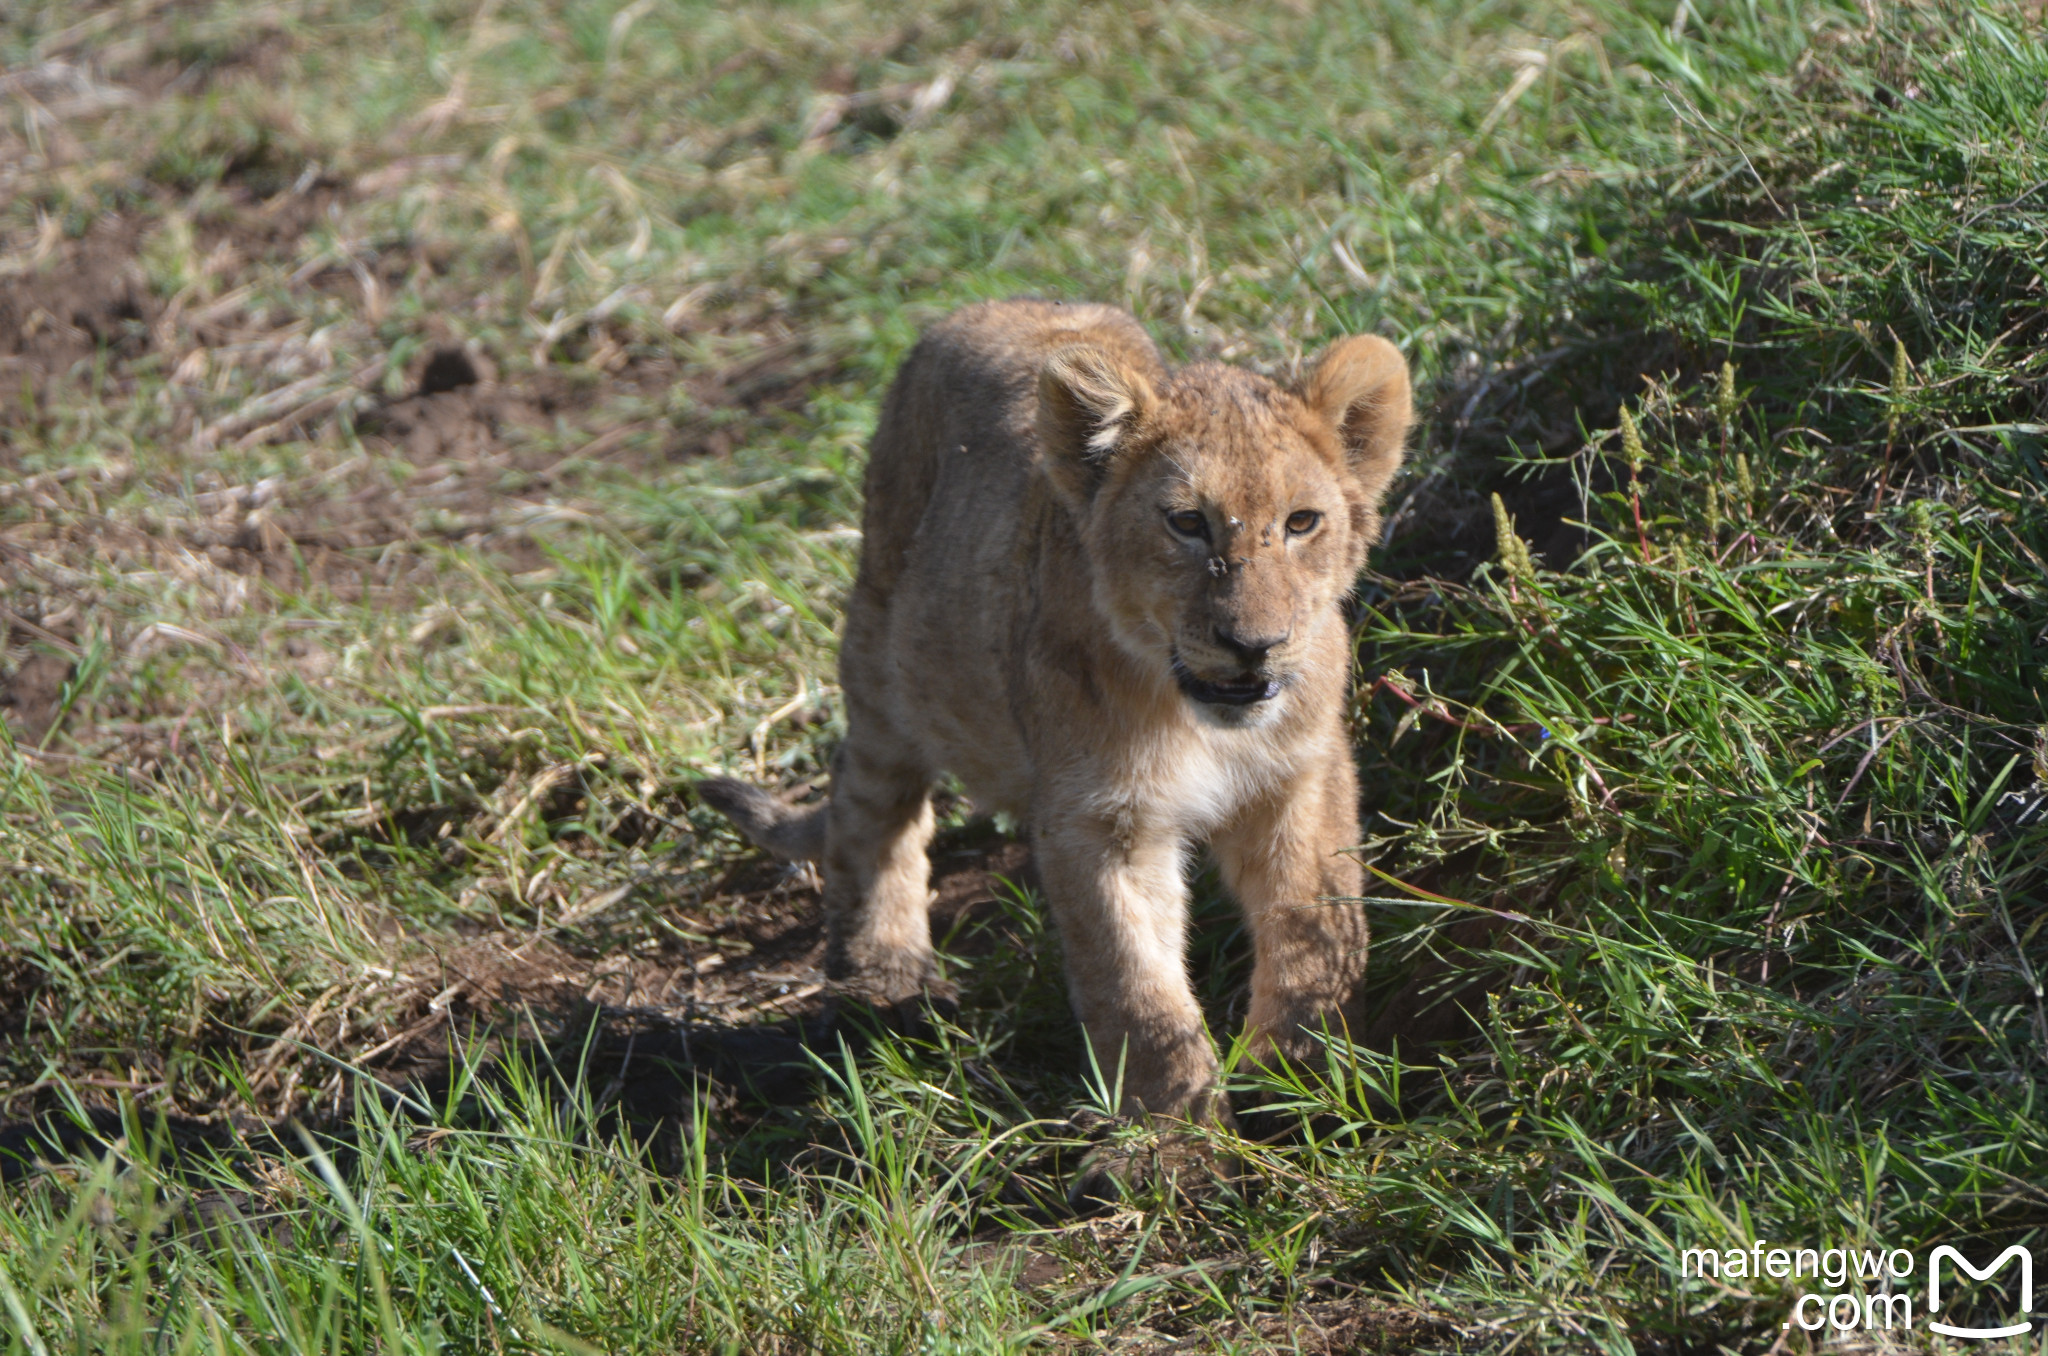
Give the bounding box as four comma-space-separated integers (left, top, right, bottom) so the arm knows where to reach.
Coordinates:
1091, 721, 1301, 839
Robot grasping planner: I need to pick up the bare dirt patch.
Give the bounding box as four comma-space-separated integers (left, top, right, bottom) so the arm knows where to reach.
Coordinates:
3, 263, 830, 612
0, 224, 155, 451
359, 830, 1032, 1096
0, 649, 74, 746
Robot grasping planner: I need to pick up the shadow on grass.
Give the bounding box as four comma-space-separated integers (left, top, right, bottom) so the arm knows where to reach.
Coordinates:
0, 820, 1076, 1206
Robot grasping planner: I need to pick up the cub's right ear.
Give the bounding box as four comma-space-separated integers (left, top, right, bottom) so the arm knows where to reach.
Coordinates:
1037, 345, 1157, 504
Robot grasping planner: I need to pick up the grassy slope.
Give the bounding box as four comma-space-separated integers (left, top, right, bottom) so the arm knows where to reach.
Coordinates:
2, 0, 2045, 1350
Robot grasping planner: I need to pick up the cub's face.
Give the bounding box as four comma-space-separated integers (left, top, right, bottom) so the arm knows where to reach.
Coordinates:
1038, 338, 1414, 729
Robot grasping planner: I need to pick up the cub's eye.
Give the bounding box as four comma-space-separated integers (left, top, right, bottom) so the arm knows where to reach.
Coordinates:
1165, 509, 1208, 539
1286, 509, 1322, 535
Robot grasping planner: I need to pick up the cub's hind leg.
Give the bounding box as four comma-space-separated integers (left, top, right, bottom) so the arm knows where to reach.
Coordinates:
820, 711, 940, 1005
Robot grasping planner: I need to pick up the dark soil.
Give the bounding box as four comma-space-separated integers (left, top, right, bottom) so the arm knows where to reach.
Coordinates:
0, 649, 75, 746
0, 225, 155, 458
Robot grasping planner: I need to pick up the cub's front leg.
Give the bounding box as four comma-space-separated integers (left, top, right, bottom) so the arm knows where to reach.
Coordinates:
1211, 748, 1370, 1074
1034, 814, 1224, 1120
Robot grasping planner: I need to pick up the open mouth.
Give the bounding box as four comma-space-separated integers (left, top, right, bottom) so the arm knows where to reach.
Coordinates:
1172, 657, 1282, 707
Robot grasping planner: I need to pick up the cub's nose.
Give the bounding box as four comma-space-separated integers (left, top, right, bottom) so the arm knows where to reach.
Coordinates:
1213, 625, 1289, 668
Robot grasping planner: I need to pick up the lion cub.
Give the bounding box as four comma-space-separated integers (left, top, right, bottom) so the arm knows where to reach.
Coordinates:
700, 300, 1411, 1119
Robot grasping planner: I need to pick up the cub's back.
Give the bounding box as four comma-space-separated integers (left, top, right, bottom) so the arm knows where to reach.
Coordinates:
843, 301, 1162, 805
856, 300, 1162, 603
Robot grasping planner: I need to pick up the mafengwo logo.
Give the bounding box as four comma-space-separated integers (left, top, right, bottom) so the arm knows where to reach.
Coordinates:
1928, 1245, 2033, 1340
1680, 1240, 2034, 1336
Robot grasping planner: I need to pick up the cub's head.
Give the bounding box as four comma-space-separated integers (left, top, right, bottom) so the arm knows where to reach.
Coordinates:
1037, 335, 1412, 728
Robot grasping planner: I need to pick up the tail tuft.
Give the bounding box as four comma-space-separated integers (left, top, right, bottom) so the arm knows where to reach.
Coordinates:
696, 778, 828, 862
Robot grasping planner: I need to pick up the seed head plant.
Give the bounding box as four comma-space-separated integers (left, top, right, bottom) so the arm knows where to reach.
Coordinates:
1910, 496, 1937, 599
1887, 337, 1910, 452
1713, 360, 1740, 457
1491, 491, 1537, 601
1618, 406, 1653, 560
1619, 404, 1647, 477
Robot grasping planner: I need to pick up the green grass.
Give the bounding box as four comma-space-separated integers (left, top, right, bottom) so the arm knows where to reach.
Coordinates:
3, 0, 2046, 1349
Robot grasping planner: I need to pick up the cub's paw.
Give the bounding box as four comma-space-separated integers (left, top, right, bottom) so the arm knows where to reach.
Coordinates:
828, 941, 954, 1008
1063, 1113, 1245, 1215
822, 965, 960, 1042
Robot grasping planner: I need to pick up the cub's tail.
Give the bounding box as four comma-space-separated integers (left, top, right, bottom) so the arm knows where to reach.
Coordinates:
695, 778, 828, 863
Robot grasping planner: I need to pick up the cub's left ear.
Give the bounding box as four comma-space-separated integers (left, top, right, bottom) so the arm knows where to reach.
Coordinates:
1300, 335, 1413, 507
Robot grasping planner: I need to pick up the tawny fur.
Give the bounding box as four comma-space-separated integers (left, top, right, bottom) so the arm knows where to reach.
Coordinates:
701, 299, 1413, 1119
